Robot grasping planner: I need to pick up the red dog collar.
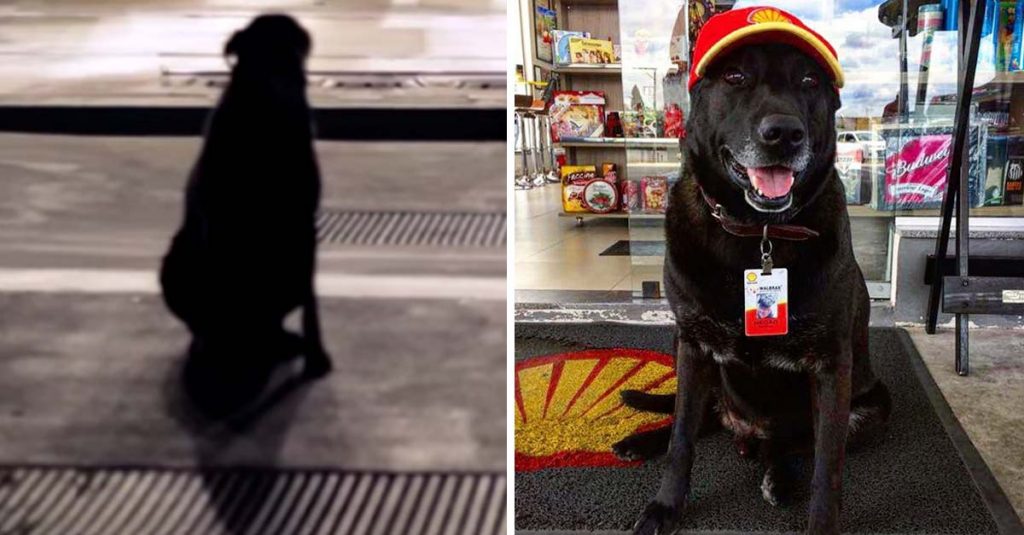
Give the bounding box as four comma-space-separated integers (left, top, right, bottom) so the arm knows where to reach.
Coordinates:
699, 187, 819, 241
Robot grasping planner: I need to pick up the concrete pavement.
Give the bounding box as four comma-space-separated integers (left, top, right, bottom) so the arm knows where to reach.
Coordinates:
0, 132, 506, 473
0, 292, 504, 472
0, 0, 504, 108
0, 134, 505, 276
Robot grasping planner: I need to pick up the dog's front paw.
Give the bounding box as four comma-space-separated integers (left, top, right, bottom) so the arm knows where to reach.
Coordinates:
303, 350, 333, 378
632, 501, 683, 535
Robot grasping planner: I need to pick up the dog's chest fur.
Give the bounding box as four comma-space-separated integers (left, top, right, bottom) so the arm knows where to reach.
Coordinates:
680, 310, 831, 374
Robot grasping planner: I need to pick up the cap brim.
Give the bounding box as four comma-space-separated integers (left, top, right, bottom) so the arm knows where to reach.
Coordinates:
694, 22, 845, 88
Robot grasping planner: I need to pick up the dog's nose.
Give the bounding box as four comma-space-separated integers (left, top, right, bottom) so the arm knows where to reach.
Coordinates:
757, 114, 805, 147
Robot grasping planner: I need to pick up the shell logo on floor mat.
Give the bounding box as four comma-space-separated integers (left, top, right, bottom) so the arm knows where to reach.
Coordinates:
515, 348, 675, 472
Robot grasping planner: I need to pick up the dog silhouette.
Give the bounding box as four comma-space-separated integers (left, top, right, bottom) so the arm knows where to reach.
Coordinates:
160, 14, 332, 411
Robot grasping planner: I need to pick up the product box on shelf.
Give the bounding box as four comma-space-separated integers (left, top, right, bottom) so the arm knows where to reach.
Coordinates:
984, 135, 1008, 205
552, 30, 590, 65
1011, 0, 1024, 70
641, 176, 669, 213
664, 104, 684, 139
1004, 136, 1024, 204
875, 125, 985, 210
996, 1, 1017, 71
622, 109, 662, 138
620, 180, 640, 212
1006, 157, 1024, 204
835, 142, 877, 205
549, 90, 606, 142
836, 147, 863, 205
568, 37, 615, 64
583, 180, 619, 213
561, 165, 597, 213
535, 6, 556, 63
605, 111, 624, 138
601, 162, 618, 180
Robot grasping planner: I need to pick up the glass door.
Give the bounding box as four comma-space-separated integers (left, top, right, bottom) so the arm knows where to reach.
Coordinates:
617, 0, 934, 300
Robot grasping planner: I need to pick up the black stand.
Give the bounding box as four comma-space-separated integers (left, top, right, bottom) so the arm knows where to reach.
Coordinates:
924, 0, 982, 375
924, 0, 1024, 375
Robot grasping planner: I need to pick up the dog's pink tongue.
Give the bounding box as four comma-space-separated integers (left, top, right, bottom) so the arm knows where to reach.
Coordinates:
746, 166, 795, 199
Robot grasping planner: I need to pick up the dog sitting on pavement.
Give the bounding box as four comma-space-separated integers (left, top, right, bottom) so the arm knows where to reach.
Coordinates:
160, 14, 332, 413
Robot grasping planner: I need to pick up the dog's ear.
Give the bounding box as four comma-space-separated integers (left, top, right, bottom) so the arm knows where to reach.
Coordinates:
685, 81, 706, 159
224, 29, 246, 59
830, 89, 842, 113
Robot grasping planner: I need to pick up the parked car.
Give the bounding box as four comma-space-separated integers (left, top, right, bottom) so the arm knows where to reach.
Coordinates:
837, 130, 886, 163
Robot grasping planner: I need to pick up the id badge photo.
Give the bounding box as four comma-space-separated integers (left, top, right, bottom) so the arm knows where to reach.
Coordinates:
744, 268, 788, 336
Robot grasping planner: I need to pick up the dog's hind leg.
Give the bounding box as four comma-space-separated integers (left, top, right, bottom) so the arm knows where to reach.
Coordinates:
613, 426, 671, 461
614, 388, 723, 461
846, 380, 891, 450
300, 238, 332, 378
758, 438, 800, 507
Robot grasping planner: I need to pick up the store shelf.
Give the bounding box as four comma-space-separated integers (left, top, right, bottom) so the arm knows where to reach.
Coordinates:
556, 137, 680, 148
630, 161, 681, 169
552, 64, 622, 75
561, 0, 618, 5
559, 211, 664, 220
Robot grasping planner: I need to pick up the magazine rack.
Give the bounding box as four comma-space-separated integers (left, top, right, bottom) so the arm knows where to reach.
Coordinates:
925, 0, 1024, 376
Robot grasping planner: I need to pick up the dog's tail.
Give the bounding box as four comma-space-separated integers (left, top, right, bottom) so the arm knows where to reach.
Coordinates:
621, 390, 674, 414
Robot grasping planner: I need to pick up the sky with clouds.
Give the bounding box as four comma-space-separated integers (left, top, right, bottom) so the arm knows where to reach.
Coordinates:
730, 0, 989, 118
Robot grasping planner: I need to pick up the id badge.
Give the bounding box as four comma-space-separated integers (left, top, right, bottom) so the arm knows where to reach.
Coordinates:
744, 268, 788, 336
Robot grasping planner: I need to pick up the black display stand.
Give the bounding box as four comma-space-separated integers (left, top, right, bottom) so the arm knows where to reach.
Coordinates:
924, 0, 1024, 375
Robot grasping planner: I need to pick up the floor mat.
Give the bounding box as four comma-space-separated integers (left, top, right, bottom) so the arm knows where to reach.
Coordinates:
0, 465, 505, 535
598, 241, 665, 257
514, 323, 1018, 534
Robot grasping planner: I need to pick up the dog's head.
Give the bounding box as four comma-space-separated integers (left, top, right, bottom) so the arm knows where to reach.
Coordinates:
687, 43, 840, 221
224, 14, 311, 73
757, 293, 777, 308
685, 7, 843, 222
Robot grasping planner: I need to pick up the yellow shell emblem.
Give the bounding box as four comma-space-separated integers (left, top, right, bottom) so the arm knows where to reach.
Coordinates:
515, 349, 676, 471
748, 8, 792, 25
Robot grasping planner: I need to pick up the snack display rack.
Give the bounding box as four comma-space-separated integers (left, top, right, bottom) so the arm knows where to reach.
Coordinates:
534, 0, 688, 225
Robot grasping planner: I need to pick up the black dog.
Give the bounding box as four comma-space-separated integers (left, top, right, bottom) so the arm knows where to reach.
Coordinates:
160, 14, 332, 406
621, 43, 890, 535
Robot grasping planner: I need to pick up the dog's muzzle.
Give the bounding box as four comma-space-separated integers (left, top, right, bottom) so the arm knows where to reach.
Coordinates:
721, 147, 803, 213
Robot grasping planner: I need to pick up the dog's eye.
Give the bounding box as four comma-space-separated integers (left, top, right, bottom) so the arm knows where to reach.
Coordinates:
723, 68, 746, 86
801, 74, 820, 88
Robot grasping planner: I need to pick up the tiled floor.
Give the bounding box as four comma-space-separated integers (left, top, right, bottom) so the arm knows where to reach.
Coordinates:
514, 184, 639, 292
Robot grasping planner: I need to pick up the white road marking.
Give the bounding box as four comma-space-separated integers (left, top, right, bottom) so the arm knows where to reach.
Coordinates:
0, 268, 505, 301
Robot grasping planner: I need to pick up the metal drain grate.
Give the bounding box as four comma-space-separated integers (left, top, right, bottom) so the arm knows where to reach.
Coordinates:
316, 211, 506, 248
0, 467, 506, 535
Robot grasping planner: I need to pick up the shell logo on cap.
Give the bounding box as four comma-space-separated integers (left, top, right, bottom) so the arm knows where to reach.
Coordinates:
748, 7, 792, 25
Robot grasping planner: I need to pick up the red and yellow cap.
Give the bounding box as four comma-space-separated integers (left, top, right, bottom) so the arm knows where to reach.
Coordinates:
688, 6, 844, 91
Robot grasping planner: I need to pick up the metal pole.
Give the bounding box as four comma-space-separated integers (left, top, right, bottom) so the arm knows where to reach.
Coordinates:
926, 0, 985, 334
898, 0, 910, 121
956, 127, 971, 375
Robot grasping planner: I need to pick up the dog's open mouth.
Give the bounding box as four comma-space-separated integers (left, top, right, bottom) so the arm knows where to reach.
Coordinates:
722, 149, 796, 213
